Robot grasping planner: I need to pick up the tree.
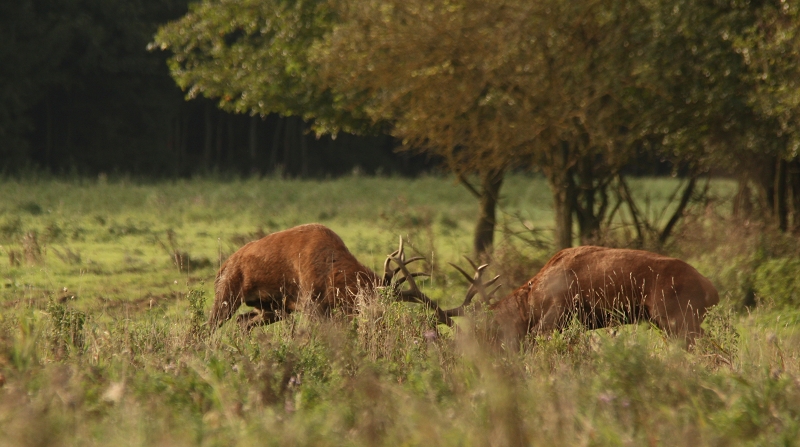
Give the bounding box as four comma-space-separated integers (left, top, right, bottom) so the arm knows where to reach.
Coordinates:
316, 0, 552, 256
737, 0, 800, 231
153, 0, 371, 135
317, 0, 663, 251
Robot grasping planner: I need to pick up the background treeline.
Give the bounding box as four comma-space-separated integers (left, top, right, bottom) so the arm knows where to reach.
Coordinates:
0, 0, 423, 177
3, 0, 800, 254
153, 0, 799, 254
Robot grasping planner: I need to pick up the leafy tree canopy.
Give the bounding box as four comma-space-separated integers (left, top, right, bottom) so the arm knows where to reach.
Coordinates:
153, 0, 373, 135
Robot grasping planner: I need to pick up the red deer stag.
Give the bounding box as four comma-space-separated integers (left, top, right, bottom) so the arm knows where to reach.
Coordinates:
208, 223, 490, 330
405, 246, 719, 347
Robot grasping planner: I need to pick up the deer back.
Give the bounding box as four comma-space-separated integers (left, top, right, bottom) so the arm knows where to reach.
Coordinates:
210, 224, 379, 327
490, 246, 719, 342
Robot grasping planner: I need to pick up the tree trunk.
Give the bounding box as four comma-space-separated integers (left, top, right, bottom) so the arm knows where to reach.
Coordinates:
215, 114, 224, 167
761, 157, 777, 216
547, 142, 575, 250
180, 111, 189, 174
658, 175, 697, 245
775, 157, 788, 232
473, 169, 504, 261
790, 158, 800, 232
733, 176, 753, 219
551, 178, 574, 250
45, 96, 53, 170
300, 120, 309, 177
227, 116, 235, 169
249, 115, 258, 167
270, 116, 282, 173
574, 154, 609, 245
283, 116, 297, 176
204, 104, 213, 170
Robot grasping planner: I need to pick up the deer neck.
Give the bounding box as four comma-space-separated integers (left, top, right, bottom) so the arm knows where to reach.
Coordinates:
490, 287, 531, 343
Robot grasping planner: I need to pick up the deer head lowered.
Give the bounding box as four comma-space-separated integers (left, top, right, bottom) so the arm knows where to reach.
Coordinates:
393, 245, 719, 348
208, 223, 495, 331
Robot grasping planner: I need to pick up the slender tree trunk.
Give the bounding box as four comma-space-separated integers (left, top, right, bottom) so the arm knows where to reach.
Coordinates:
548, 143, 574, 250
173, 115, 181, 173
775, 157, 788, 232
300, 120, 309, 177
762, 157, 777, 216
180, 112, 189, 174
270, 116, 282, 173
790, 158, 800, 232
658, 175, 697, 245
283, 116, 297, 176
227, 116, 235, 170
733, 176, 753, 219
45, 97, 53, 170
617, 175, 644, 247
551, 178, 574, 250
575, 154, 606, 245
215, 114, 224, 167
204, 104, 213, 170
473, 169, 504, 260
249, 115, 258, 166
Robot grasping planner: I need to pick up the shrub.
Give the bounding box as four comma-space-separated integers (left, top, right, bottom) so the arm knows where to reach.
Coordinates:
753, 258, 800, 307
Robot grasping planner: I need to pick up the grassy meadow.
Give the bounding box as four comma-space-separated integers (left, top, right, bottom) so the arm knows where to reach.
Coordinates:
1, 174, 800, 446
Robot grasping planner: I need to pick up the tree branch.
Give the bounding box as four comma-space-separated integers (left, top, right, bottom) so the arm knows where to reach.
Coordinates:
457, 173, 483, 199
658, 174, 698, 245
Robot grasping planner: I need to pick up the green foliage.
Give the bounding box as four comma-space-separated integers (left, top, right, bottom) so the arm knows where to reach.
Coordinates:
46, 298, 86, 356
737, 0, 800, 155
695, 303, 741, 365
754, 257, 800, 307
153, 0, 373, 135
186, 285, 208, 340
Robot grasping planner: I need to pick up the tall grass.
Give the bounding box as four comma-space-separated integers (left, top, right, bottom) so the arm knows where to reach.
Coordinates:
1, 175, 799, 446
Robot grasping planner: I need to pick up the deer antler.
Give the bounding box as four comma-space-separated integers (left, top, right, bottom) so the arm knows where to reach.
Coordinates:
384, 236, 454, 325
384, 237, 501, 326
444, 257, 501, 318
383, 236, 427, 288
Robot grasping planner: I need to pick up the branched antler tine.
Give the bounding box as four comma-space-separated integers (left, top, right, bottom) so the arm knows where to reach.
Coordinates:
391, 256, 425, 275
442, 261, 500, 315
486, 282, 503, 301
391, 254, 453, 325
393, 271, 430, 287
383, 255, 394, 281
463, 256, 480, 272
469, 272, 500, 304
383, 236, 407, 282
448, 262, 475, 283
479, 275, 502, 304
389, 254, 421, 292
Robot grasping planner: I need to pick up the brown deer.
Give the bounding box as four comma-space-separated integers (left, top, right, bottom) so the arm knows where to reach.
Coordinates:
208, 223, 489, 331
416, 246, 719, 347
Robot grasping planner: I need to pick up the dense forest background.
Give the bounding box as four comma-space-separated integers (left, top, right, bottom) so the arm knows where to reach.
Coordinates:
0, 0, 423, 177
2, 0, 800, 253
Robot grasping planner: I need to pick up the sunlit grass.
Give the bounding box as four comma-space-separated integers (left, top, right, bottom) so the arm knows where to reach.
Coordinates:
2, 174, 799, 447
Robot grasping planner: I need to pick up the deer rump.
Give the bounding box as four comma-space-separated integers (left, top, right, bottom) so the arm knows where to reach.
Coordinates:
209, 224, 379, 329
491, 246, 719, 344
